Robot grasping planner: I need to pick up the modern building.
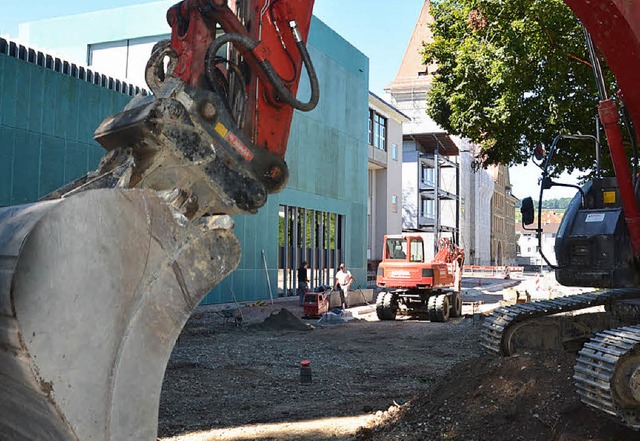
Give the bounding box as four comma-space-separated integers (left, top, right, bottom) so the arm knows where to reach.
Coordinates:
367, 92, 409, 271
0, 38, 141, 207
6, 3, 370, 304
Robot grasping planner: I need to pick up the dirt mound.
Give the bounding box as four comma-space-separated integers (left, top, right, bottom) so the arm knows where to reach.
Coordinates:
248, 308, 313, 332
357, 351, 639, 441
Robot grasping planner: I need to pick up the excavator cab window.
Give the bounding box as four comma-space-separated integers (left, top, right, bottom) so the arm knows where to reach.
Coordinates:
410, 238, 424, 263
386, 238, 408, 260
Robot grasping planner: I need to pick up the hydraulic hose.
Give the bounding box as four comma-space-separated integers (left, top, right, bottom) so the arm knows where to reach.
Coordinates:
205, 31, 320, 112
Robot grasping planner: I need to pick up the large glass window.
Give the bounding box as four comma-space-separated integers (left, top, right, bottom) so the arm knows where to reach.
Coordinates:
421, 164, 434, 185
278, 206, 344, 296
368, 110, 387, 150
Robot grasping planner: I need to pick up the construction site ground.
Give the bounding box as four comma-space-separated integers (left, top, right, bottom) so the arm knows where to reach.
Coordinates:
158, 274, 640, 441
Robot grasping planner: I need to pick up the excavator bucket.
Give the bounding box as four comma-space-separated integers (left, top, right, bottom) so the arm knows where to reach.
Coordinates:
0, 189, 240, 440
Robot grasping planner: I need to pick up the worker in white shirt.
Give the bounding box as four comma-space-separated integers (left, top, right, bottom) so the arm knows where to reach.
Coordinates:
334, 263, 353, 309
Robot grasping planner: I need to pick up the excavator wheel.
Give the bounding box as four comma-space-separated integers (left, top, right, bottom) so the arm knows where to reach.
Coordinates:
450, 292, 463, 318
0, 189, 241, 441
376, 291, 398, 320
428, 294, 450, 322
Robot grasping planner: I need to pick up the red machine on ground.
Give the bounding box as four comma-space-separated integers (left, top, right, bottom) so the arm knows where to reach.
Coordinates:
376, 235, 464, 322
302, 288, 331, 319
481, 0, 640, 430
0, 1, 317, 440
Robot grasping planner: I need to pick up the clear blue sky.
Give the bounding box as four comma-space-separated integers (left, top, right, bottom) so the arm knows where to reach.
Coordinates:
0, 0, 425, 95
0, 0, 580, 200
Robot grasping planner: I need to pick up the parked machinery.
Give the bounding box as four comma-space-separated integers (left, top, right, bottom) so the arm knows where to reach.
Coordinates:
376, 234, 464, 322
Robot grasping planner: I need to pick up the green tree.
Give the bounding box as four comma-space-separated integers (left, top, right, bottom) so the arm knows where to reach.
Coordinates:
516, 197, 573, 209
425, 0, 614, 175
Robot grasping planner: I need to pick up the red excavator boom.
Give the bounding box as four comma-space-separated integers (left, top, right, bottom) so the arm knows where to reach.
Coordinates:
166, 0, 316, 158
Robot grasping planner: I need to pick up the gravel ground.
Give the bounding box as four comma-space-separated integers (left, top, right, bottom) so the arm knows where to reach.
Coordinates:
158, 298, 482, 440
158, 275, 640, 441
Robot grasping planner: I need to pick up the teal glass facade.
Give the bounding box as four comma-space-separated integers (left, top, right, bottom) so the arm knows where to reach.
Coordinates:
0, 46, 135, 206
2, 8, 369, 304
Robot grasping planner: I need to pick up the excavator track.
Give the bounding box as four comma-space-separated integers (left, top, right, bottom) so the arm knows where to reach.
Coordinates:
480, 288, 640, 356
481, 289, 640, 430
574, 325, 640, 429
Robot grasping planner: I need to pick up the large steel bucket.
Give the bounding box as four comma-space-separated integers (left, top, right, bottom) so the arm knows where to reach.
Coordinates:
0, 189, 240, 440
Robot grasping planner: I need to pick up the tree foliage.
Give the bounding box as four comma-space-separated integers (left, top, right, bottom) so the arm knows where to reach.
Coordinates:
424, 0, 613, 175
515, 197, 573, 209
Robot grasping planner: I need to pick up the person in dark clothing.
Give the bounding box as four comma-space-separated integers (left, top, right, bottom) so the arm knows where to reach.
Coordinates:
297, 261, 309, 305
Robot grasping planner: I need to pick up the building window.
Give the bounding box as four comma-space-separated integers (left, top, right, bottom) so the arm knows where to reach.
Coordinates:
368, 110, 387, 150
421, 199, 435, 218
391, 195, 398, 213
278, 206, 344, 296
421, 164, 434, 185
88, 35, 167, 86
392, 144, 398, 160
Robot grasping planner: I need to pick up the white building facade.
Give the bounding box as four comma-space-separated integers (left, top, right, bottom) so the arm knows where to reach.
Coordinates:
385, 0, 495, 264
516, 223, 559, 267
459, 142, 494, 265
367, 93, 409, 265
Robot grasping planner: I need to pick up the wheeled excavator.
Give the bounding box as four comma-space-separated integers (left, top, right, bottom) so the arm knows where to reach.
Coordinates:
0, 0, 318, 439
481, 0, 640, 430
376, 235, 464, 322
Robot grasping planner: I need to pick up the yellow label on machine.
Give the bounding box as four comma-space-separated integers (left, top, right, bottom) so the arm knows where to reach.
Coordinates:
214, 122, 228, 137
603, 191, 616, 204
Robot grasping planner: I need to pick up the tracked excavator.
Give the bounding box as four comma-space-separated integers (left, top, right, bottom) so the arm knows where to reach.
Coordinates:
0, 0, 318, 439
480, 0, 640, 431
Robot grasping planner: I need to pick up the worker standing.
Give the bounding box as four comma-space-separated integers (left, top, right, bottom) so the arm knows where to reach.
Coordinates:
334, 263, 353, 309
297, 261, 309, 305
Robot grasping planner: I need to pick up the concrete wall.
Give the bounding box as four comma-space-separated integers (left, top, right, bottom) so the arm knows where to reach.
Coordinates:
18, 0, 175, 78
384, 90, 441, 135
5, 9, 370, 305
458, 144, 494, 265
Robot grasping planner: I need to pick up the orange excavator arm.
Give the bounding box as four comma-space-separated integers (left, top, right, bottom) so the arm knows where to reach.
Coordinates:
165, 0, 318, 158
